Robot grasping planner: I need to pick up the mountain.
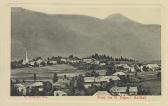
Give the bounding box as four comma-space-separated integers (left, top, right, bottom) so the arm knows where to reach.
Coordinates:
11, 8, 161, 61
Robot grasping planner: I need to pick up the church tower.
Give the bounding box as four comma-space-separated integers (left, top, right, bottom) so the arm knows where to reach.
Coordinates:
22, 48, 29, 65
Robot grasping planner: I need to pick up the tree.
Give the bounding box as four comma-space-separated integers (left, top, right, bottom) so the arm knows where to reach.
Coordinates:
43, 81, 52, 93
69, 55, 74, 59
106, 66, 116, 76
77, 75, 85, 90
40, 61, 46, 66
16, 79, 19, 83
53, 72, 58, 83
63, 75, 67, 80
157, 72, 161, 79
33, 73, 37, 82
142, 66, 149, 72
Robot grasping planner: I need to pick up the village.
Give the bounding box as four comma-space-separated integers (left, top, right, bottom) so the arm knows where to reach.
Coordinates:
11, 52, 161, 96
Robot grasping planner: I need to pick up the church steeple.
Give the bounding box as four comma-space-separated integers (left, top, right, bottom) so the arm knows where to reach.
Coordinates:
25, 48, 29, 63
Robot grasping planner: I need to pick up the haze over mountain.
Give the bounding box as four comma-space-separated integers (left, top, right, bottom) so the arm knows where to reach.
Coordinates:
11, 8, 161, 61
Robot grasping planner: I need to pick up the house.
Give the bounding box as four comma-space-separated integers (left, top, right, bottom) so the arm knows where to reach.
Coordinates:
14, 83, 27, 96
29, 82, 44, 92
110, 87, 128, 96
146, 64, 160, 71
29, 82, 43, 87
92, 60, 100, 65
84, 83, 101, 89
53, 79, 70, 90
113, 72, 126, 76
129, 87, 138, 95
22, 60, 28, 65
54, 90, 67, 96
130, 66, 136, 72
68, 59, 80, 64
60, 58, 67, 63
93, 91, 111, 96
114, 64, 130, 70
110, 86, 138, 96
14, 82, 44, 95
84, 76, 120, 88
82, 58, 93, 64
49, 60, 57, 65
84, 76, 120, 83
100, 62, 106, 66
29, 61, 35, 66
36, 59, 43, 66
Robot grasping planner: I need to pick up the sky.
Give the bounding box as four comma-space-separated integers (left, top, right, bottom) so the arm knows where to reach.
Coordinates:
18, 6, 161, 24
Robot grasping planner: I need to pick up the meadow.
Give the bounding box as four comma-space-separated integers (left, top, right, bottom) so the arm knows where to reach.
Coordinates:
11, 64, 85, 80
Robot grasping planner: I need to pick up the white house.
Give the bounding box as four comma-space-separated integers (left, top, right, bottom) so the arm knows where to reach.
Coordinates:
36, 59, 43, 65
110, 86, 138, 96
130, 66, 136, 72
14, 83, 27, 96
129, 87, 138, 95
113, 72, 126, 76
29, 61, 35, 66
29, 82, 44, 92
84, 76, 120, 83
49, 60, 57, 65
100, 62, 106, 66
54, 90, 67, 96
92, 60, 100, 65
146, 64, 160, 71
29, 82, 43, 87
84, 83, 101, 88
110, 87, 127, 96
60, 58, 67, 63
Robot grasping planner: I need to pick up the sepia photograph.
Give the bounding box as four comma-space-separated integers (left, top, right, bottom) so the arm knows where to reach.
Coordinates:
10, 6, 161, 96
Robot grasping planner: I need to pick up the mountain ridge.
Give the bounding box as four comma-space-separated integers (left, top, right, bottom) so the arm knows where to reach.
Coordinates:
11, 8, 161, 61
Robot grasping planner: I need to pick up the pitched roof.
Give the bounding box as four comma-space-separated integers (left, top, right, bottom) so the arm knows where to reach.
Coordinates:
29, 82, 43, 87
84, 76, 120, 83
129, 87, 138, 92
110, 87, 127, 93
113, 72, 126, 76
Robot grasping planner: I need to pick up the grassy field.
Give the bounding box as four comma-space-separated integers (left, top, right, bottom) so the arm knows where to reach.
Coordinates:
11, 64, 85, 80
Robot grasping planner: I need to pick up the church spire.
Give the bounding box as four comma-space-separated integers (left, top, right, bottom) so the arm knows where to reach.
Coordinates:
25, 48, 29, 63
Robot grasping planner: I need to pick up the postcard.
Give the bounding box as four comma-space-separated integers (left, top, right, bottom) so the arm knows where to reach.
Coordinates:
0, 0, 168, 106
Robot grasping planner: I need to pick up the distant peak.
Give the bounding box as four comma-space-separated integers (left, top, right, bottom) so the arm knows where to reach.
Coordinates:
108, 13, 124, 17
104, 13, 132, 23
